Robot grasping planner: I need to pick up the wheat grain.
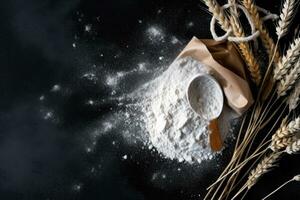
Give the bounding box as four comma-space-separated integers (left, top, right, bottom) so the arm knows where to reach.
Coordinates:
274, 38, 300, 80
247, 153, 280, 189
288, 80, 300, 111
286, 139, 300, 154
271, 117, 300, 150
242, 0, 280, 63
271, 117, 300, 139
276, 0, 298, 38
277, 58, 300, 96
287, 117, 300, 132
203, 0, 231, 31
294, 175, 300, 181
271, 136, 297, 152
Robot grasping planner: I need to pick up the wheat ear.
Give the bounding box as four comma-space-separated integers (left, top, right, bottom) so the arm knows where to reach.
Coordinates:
203, 0, 261, 84
288, 80, 300, 111
276, 0, 298, 38
230, 16, 261, 84
277, 58, 300, 96
274, 37, 300, 80
247, 152, 281, 189
242, 0, 280, 63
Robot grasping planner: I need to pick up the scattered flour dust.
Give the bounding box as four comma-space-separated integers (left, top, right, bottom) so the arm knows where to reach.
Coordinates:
135, 57, 235, 164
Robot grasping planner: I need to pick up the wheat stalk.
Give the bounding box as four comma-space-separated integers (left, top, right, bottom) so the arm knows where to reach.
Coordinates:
274, 38, 300, 80
262, 174, 300, 200
276, 0, 298, 38
242, 0, 281, 63
277, 58, 300, 96
288, 80, 300, 111
247, 152, 281, 189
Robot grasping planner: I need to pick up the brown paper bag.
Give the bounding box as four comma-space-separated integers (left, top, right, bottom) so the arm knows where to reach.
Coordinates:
178, 37, 253, 115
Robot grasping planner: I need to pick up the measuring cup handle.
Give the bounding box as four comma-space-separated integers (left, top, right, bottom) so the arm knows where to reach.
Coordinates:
209, 119, 223, 151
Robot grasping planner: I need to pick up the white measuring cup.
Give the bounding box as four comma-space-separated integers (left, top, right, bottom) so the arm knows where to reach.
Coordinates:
187, 74, 224, 151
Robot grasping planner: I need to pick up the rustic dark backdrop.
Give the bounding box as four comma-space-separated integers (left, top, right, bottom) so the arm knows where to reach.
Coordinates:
0, 0, 299, 199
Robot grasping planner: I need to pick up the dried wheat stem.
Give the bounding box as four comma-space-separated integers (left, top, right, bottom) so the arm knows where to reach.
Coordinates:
242, 0, 280, 63
276, 0, 298, 38
262, 174, 300, 200
247, 152, 281, 189
277, 58, 300, 96
288, 80, 300, 111
274, 38, 300, 80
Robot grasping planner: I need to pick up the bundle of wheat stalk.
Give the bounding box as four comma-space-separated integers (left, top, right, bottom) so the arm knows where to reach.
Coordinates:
202, 0, 300, 199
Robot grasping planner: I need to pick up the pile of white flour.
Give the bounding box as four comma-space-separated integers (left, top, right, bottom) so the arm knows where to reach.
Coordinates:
138, 57, 234, 163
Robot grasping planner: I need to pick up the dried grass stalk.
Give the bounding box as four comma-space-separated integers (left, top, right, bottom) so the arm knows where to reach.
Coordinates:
247, 153, 280, 189
274, 38, 300, 80
276, 0, 298, 38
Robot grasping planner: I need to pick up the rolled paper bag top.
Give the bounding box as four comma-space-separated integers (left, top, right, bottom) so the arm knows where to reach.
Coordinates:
177, 37, 253, 115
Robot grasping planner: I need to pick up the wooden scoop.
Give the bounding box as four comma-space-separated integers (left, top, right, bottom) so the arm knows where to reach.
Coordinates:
187, 74, 224, 151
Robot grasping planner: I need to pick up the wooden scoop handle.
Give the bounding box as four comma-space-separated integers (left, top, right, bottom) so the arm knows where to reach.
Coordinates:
209, 119, 223, 151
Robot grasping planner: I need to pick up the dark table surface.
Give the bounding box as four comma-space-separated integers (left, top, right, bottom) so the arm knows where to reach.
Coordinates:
0, 0, 299, 199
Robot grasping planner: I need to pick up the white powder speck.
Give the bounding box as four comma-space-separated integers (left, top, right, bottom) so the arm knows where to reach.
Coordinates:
103, 121, 113, 132
122, 155, 128, 160
137, 62, 147, 71
82, 72, 98, 83
146, 26, 165, 42
72, 43, 76, 48
73, 184, 82, 191
187, 22, 194, 28
86, 147, 92, 153
51, 84, 61, 92
106, 75, 118, 87
138, 19, 143, 24
171, 36, 180, 44
44, 111, 53, 120
87, 100, 94, 105
39, 95, 45, 101
85, 24, 92, 32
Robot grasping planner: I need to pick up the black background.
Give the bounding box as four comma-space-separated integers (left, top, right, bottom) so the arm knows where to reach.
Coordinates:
0, 0, 299, 199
